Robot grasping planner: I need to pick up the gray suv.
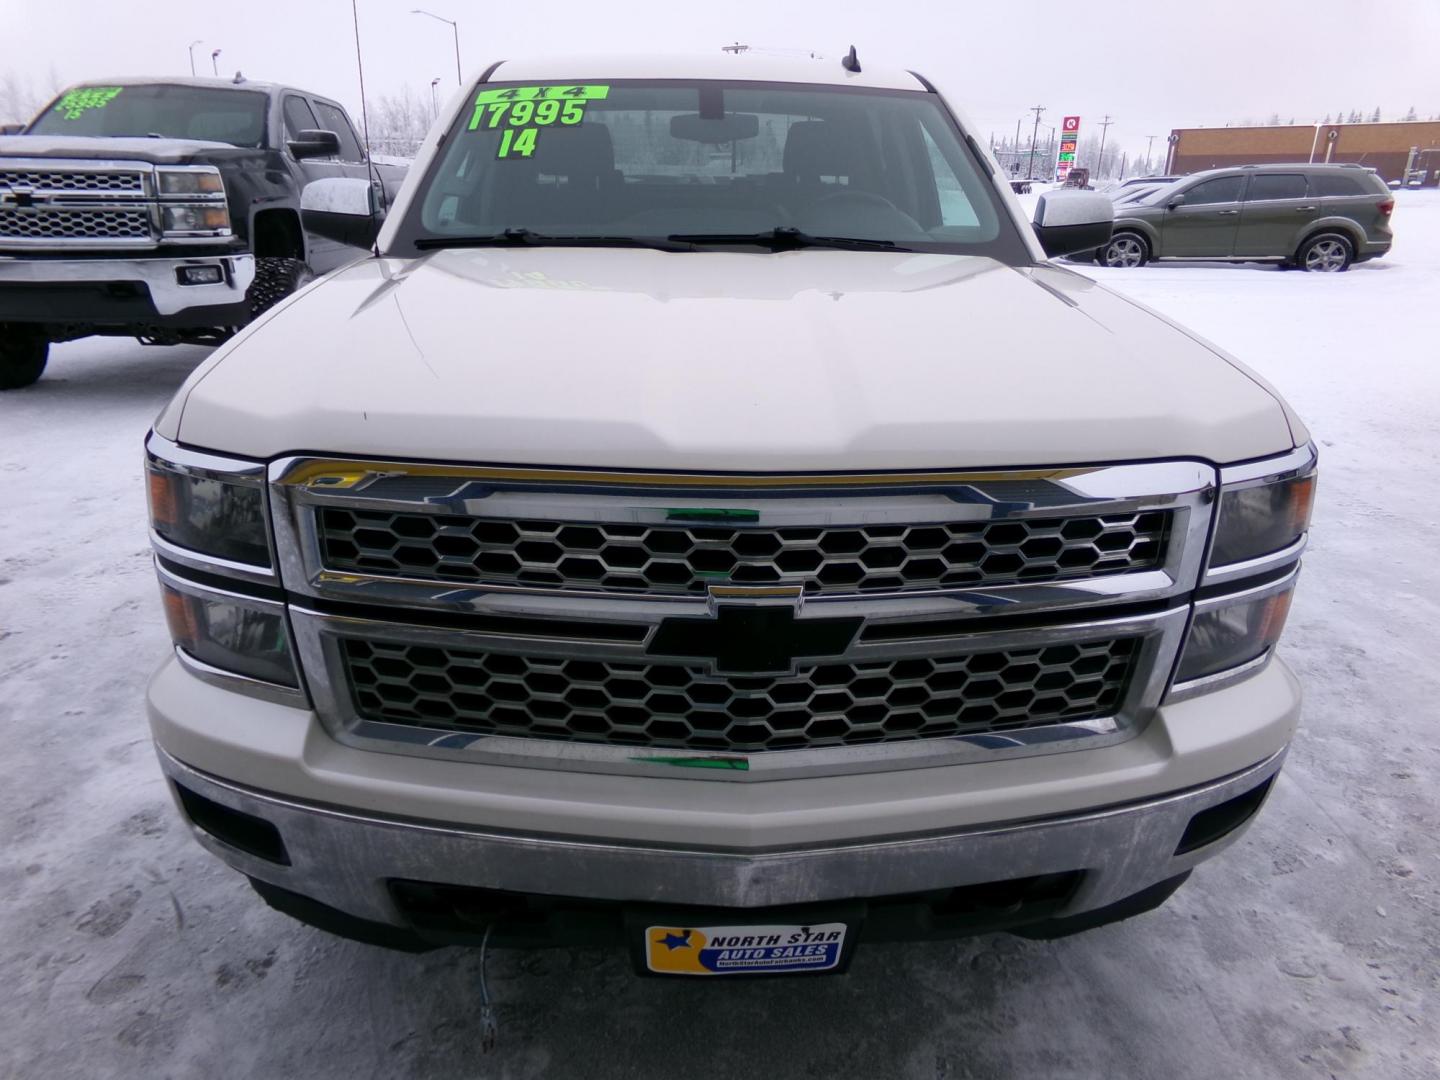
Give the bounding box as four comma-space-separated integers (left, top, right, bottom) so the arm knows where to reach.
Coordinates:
1089, 164, 1393, 272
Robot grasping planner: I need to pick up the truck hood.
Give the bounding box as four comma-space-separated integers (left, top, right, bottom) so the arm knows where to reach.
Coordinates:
0, 134, 246, 165
170, 248, 1297, 470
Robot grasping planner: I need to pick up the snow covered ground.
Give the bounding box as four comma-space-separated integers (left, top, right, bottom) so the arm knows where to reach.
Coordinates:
1, 192, 1437, 1080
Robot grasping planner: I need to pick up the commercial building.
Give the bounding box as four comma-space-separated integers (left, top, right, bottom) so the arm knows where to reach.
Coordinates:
1167, 121, 1440, 186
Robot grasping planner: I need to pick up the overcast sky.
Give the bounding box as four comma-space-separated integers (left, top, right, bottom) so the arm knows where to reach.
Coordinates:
3, 0, 1438, 158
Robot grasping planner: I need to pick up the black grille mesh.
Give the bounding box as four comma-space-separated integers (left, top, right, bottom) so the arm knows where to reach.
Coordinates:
341, 636, 1140, 753
318, 509, 1170, 596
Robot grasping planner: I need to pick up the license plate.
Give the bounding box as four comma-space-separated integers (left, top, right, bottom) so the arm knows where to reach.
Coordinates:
644, 922, 848, 976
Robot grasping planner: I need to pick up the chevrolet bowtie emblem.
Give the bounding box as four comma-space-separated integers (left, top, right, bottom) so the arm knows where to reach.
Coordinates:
647, 604, 861, 675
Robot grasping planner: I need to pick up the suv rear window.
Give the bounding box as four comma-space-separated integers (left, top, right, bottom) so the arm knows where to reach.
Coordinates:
1311, 173, 1368, 196
1246, 174, 1307, 201
397, 79, 1029, 262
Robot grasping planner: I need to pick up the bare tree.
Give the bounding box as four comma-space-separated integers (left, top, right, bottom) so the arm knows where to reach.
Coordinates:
364, 86, 431, 159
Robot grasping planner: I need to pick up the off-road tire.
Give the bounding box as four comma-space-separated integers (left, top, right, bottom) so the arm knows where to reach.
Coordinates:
0, 328, 49, 390
1296, 232, 1353, 273
247, 257, 314, 318
1097, 232, 1150, 269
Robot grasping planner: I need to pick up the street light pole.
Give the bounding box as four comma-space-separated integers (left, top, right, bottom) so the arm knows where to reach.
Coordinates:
188, 40, 203, 77
1026, 105, 1045, 180
412, 10, 463, 87
210, 49, 222, 77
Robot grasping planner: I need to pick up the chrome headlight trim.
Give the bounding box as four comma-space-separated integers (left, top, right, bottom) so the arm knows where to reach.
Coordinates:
145, 431, 278, 583
1203, 443, 1317, 586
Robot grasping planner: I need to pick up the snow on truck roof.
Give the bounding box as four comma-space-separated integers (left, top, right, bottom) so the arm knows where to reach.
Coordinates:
487, 53, 928, 92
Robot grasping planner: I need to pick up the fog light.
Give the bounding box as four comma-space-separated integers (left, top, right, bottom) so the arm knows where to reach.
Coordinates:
177, 265, 225, 286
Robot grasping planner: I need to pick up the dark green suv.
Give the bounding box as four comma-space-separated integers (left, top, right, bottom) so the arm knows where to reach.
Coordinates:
1089, 163, 1394, 272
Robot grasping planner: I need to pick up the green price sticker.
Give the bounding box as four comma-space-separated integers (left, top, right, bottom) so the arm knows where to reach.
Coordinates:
467, 85, 610, 158
54, 86, 123, 121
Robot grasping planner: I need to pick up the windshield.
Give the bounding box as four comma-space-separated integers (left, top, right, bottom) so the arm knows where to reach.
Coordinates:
395, 79, 1028, 260
28, 84, 269, 147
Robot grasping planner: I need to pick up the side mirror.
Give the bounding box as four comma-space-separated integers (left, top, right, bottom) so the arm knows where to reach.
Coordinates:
301, 177, 377, 249
0, 123, 25, 136
1032, 190, 1114, 258
288, 128, 341, 160
1166, 194, 1186, 209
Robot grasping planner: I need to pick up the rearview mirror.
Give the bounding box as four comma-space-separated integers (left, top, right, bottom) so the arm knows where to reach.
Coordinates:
301, 177, 377, 249
0, 123, 24, 136
669, 113, 760, 144
1167, 194, 1186, 209
288, 128, 342, 160
1032, 191, 1114, 258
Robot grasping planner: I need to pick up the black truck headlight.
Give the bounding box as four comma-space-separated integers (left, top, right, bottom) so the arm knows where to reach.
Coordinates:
157, 167, 226, 196
146, 439, 271, 568
1174, 576, 1296, 684
162, 205, 231, 234
160, 574, 299, 689
1208, 454, 1316, 569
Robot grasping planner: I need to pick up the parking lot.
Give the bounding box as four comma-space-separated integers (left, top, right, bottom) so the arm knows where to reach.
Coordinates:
1, 191, 1437, 1080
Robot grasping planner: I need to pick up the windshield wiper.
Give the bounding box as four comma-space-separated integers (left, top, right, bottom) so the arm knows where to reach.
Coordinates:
668, 227, 909, 252
414, 229, 692, 252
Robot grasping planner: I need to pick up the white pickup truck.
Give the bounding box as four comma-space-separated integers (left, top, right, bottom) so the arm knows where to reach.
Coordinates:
145, 52, 1314, 975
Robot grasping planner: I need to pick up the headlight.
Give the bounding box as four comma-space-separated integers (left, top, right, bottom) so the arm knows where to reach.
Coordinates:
157, 167, 225, 196
1209, 452, 1316, 569
146, 445, 270, 567
1174, 576, 1296, 684
161, 575, 299, 688
162, 205, 231, 234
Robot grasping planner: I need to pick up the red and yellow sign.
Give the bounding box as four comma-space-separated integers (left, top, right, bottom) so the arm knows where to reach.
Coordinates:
1056, 115, 1081, 181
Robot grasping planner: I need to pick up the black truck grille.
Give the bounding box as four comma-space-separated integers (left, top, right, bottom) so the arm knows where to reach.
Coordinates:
318, 509, 1170, 596
340, 636, 1140, 753
0, 168, 146, 193
0, 207, 151, 241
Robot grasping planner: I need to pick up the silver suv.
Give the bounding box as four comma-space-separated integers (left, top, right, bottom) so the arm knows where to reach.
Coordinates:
1091, 163, 1394, 271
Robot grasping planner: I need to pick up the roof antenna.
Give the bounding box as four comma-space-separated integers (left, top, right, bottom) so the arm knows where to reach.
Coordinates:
841, 45, 861, 73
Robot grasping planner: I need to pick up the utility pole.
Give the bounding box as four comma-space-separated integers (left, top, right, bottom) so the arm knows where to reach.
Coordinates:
210, 49, 222, 77
430, 77, 441, 119
1096, 114, 1114, 178
1145, 134, 1157, 174
1026, 105, 1045, 180
188, 40, 203, 77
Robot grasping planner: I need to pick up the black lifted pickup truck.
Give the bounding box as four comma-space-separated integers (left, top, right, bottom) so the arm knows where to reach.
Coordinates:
0, 77, 407, 388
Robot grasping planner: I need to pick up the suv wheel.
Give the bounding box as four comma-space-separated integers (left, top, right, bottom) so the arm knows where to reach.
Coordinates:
0, 326, 50, 390
1298, 233, 1353, 273
247, 257, 314, 318
1098, 232, 1149, 269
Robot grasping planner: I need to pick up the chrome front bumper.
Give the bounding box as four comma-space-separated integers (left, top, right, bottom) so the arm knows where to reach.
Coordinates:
0, 253, 254, 317
158, 744, 1286, 927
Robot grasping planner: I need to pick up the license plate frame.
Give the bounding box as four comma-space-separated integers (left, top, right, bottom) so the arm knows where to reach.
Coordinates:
629, 906, 864, 977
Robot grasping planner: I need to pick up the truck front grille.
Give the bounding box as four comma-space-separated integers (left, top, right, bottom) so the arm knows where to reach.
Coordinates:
317, 508, 1170, 596
0, 167, 146, 193
339, 635, 1140, 752
0, 206, 152, 241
